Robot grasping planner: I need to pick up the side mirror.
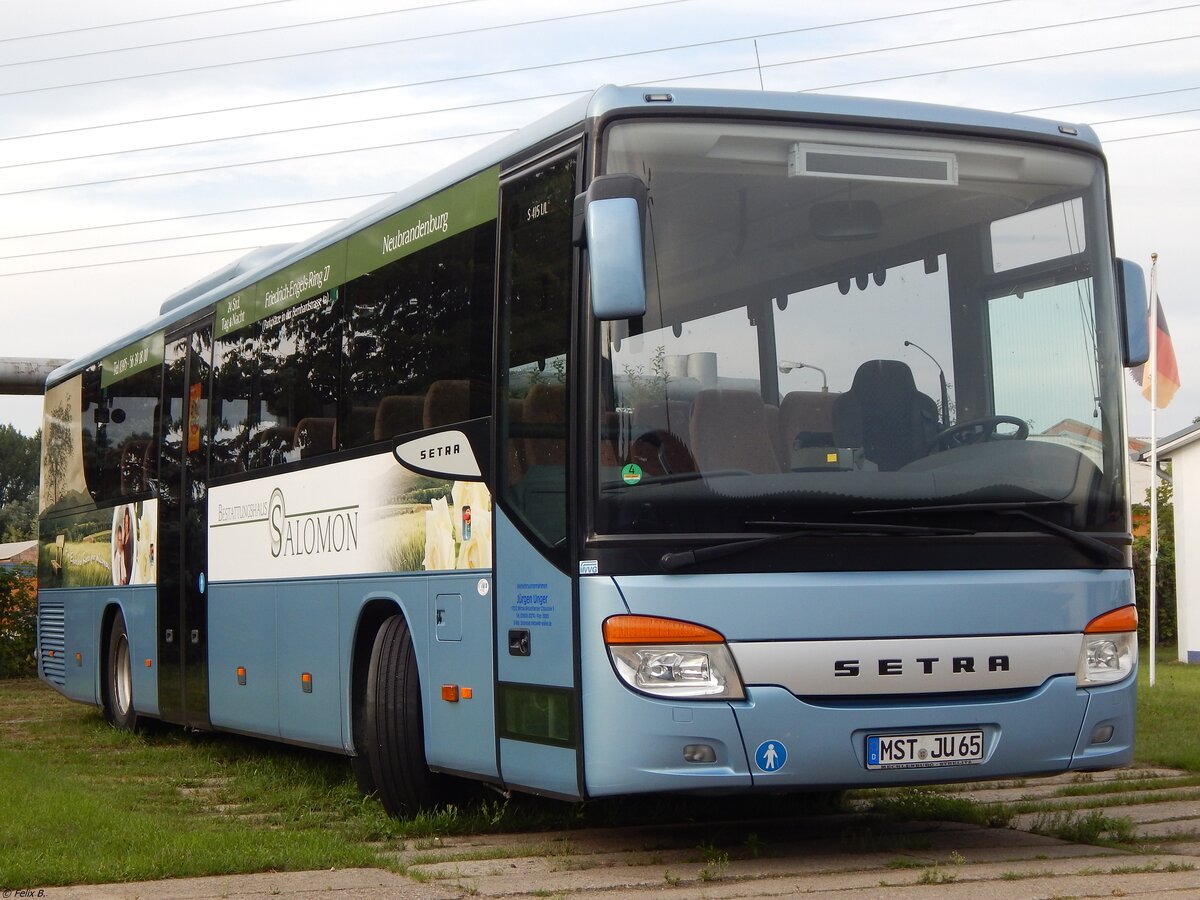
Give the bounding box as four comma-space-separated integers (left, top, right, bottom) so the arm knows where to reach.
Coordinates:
574, 174, 647, 321
1115, 258, 1149, 367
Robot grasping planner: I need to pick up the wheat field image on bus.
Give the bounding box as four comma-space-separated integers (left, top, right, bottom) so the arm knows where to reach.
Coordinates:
374, 469, 493, 573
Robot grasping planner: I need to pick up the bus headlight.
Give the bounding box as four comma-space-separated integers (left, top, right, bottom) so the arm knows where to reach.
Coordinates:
1076, 605, 1138, 687
603, 615, 745, 700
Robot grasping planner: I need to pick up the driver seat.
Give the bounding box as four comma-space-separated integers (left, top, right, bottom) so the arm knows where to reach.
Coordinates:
832, 360, 939, 471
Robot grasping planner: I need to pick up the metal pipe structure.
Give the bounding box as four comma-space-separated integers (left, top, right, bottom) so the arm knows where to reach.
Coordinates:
0, 358, 70, 396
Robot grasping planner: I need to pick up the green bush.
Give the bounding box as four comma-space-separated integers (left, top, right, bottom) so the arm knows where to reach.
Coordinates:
1132, 481, 1175, 646
0, 563, 37, 678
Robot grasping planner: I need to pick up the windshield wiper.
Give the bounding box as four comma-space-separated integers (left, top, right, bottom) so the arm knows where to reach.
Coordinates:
854, 501, 1124, 565
659, 521, 973, 572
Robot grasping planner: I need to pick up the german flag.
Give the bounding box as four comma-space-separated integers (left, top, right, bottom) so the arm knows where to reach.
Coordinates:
1133, 298, 1181, 409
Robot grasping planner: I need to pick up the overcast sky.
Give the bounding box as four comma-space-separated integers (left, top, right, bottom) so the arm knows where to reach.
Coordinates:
1, 0, 1196, 439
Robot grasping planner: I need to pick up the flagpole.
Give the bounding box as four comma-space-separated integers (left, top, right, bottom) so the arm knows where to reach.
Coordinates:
1148, 252, 1159, 687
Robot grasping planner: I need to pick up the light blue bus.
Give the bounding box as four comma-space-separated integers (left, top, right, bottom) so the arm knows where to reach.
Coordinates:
37, 85, 1149, 816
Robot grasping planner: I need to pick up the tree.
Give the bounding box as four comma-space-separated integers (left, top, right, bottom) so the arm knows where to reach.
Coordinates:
0, 425, 38, 505
0, 563, 36, 678
0, 496, 37, 542
0, 426, 40, 541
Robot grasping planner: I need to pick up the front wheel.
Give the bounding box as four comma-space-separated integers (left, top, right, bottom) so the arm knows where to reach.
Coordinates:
104, 611, 138, 731
362, 614, 455, 817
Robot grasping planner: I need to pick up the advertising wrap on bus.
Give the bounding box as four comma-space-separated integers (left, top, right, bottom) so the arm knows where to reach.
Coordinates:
209, 453, 492, 581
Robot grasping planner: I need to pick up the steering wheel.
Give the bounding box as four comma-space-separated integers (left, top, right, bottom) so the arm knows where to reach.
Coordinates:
933, 415, 1029, 451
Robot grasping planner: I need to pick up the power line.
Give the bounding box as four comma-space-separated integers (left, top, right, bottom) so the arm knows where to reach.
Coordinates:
0, 0, 1023, 103
2, 0, 669, 73
0, 193, 390, 243
0, 87, 585, 146
0, 130, 514, 199
3, 30, 1196, 220
3, 0, 1185, 163
0, 0, 1052, 145
0, 91, 589, 171
0, 247, 263, 279
647, 19, 1200, 91
795, 33, 1200, 94
1, 0, 303, 45
1015, 85, 1200, 114
1090, 107, 1200, 127
0, 0, 696, 99
1104, 126, 1200, 142
0, 219, 340, 262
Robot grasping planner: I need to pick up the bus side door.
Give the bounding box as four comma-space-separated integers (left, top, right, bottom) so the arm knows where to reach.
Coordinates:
156, 322, 213, 728
493, 145, 583, 799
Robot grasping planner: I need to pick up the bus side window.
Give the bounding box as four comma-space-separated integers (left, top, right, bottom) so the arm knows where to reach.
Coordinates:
212, 291, 342, 472
80, 361, 162, 502
342, 222, 495, 447
211, 332, 252, 478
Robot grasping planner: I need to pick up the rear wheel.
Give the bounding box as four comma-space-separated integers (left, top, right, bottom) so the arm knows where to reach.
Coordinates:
362, 614, 448, 816
104, 611, 138, 731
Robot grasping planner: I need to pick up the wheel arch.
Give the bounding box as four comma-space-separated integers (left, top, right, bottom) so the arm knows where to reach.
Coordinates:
98, 600, 125, 708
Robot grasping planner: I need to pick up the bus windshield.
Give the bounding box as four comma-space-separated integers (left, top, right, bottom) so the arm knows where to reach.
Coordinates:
594, 120, 1126, 544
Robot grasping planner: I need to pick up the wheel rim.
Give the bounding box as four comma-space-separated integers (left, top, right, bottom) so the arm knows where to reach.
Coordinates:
115, 634, 133, 716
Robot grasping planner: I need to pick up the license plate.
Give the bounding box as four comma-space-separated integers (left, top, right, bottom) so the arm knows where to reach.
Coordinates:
866, 730, 984, 769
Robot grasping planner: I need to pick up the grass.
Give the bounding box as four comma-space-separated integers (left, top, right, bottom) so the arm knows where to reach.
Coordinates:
0, 679, 843, 888
0, 680, 380, 888
1027, 809, 1137, 845
4, 643, 1199, 888
1135, 645, 1200, 771
858, 787, 1013, 829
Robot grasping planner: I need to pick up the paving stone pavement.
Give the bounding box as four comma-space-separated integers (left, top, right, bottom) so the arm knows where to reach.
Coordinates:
39, 767, 1200, 899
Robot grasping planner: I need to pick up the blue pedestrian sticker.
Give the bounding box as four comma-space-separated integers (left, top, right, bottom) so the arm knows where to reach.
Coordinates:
755, 739, 787, 772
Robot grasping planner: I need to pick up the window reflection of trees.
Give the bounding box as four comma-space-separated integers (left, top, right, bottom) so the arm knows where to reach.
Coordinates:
209, 223, 496, 469
344, 223, 495, 448
213, 292, 343, 472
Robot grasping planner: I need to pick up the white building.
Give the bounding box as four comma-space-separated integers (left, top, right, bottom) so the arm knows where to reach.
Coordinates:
1157, 423, 1200, 664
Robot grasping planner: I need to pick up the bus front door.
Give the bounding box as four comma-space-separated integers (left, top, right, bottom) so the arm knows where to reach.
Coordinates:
493, 147, 583, 799
157, 322, 213, 729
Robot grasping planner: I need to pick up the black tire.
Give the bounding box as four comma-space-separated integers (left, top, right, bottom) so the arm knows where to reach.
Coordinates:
362, 614, 445, 817
104, 611, 138, 731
